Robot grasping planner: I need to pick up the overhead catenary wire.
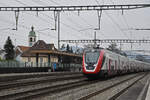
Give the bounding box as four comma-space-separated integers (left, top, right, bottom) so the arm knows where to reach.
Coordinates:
0, 0, 149, 48
16, 0, 86, 38
108, 0, 133, 40
34, 0, 95, 31
9, 0, 68, 39
94, 0, 130, 39
0, 11, 82, 49
0, 15, 29, 45
54, 0, 106, 38
30, 0, 92, 38
0, 10, 58, 47
110, 0, 134, 50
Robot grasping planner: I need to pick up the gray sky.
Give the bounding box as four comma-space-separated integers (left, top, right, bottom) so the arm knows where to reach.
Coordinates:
0, 0, 150, 51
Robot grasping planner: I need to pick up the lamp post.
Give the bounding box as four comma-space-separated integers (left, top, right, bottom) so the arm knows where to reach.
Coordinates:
51, 11, 60, 50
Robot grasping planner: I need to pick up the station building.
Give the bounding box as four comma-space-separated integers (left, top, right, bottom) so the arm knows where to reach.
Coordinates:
15, 26, 82, 68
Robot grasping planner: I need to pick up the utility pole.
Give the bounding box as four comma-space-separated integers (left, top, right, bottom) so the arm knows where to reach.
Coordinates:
131, 42, 133, 51
94, 31, 96, 47
120, 42, 122, 51
57, 11, 60, 50
15, 11, 19, 30
130, 32, 132, 51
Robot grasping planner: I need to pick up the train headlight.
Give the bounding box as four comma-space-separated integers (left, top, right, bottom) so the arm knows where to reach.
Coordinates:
93, 64, 97, 67
85, 63, 87, 66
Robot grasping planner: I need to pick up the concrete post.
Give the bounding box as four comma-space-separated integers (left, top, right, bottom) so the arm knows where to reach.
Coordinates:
36, 53, 39, 67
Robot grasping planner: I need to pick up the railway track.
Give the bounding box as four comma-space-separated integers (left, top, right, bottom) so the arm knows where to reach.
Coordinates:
32, 72, 145, 100
78, 72, 148, 100
0, 72, 148, 100
0, 72, 86, 100
0, 78, 91, 100
0, 74, 83, 91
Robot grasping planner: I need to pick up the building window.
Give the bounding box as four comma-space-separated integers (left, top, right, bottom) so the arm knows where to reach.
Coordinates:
28, 57, 31, 62
40, 57, 43, 63
30, 38, 32, 42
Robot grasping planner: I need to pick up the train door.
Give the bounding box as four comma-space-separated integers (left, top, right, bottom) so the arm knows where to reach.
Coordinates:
109, 59, 115, 75
122, 61, 125, 73
115, 60, 117, 74
118, 57, 120, 74
109, 59, 112, 75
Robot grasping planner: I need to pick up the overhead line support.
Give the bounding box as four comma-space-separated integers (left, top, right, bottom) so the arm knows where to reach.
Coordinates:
14, 11, 19, 30
60, 39, 150, 44
97, 10, 102, 30
57, 11, 60, 50
0, 4, 150, 11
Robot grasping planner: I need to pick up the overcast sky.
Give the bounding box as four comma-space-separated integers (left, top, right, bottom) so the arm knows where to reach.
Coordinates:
0, 0, 150, 51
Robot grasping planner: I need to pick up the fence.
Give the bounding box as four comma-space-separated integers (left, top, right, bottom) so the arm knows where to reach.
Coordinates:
0, 61, 82, 72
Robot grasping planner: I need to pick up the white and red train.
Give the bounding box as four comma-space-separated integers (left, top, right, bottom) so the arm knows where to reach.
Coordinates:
82, 48, 150, 78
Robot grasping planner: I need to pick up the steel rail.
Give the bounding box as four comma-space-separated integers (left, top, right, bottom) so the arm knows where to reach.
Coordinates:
108, 73, 148, 100
0, 73, 143, 100
0, 74, 84, 91
78, 72, 147, 100
0, 79, 92, 100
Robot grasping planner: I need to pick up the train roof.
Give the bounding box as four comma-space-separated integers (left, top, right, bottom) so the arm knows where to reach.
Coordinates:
84, 47, 150, 65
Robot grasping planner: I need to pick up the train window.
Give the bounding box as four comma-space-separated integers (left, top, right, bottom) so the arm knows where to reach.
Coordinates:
85, 52, 100, 64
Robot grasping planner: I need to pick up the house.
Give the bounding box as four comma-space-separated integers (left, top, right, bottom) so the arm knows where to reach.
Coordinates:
21, 40, 58, 66
21, 39, 82, 67
14, 26, 82, 68
0, 49, 5, 60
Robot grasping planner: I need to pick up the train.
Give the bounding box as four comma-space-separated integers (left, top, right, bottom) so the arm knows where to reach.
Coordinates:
82, 48, 150, 78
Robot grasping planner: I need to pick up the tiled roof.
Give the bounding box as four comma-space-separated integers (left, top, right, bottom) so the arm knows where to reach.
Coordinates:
30, 50, 82, 57
21, 50, 47, 57
30, 40, 57, 50
17, 46, 30, 52
30, 40, 47, 50
15, 46, 30, 57
21, 40, 57, 57
21, 40, 81, 57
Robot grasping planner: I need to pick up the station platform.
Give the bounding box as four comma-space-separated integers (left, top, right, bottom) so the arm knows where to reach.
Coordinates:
145, 79, 150, 100
0, 71, 79, 77
0, 72, 80, 82
115, 74, 150, 100
135, 77, 150, 100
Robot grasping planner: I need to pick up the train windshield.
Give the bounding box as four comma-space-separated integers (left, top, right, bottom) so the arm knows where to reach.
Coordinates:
85, 51, 100, 64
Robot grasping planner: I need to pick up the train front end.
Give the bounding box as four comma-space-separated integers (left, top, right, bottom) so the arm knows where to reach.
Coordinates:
82, 49, 105, 78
